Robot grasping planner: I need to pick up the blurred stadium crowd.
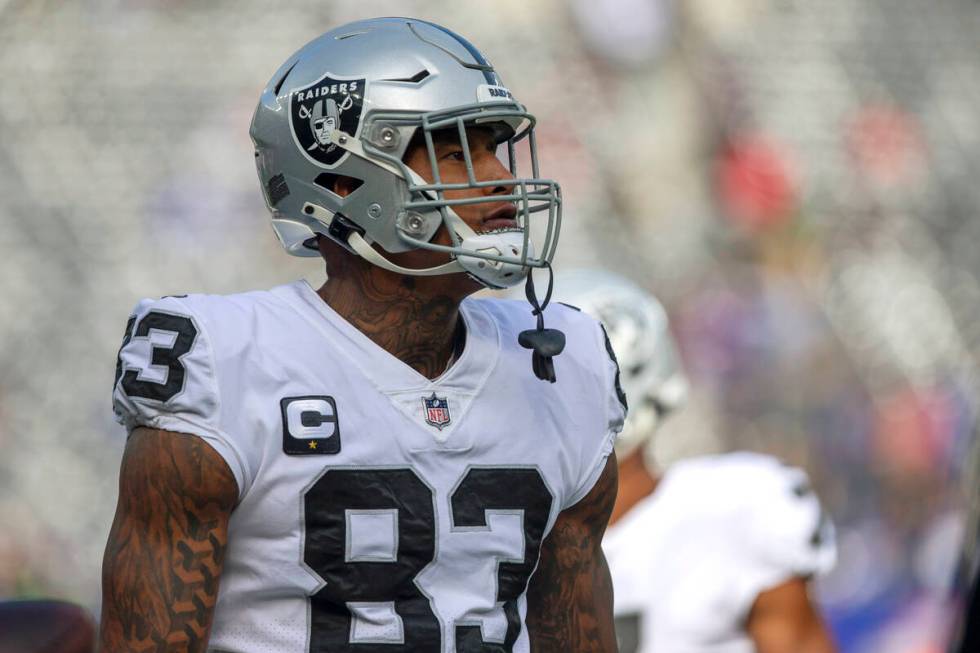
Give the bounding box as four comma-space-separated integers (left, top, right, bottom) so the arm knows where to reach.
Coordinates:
0, 0, 977, 651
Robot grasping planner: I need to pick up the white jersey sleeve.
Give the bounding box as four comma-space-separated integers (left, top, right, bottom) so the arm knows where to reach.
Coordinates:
112, 295, 249, 498
731, 454, 837, 614
745, 459, 837, 576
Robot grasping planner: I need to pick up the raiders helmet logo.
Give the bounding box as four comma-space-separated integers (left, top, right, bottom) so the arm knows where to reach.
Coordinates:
288, 73, 365, 168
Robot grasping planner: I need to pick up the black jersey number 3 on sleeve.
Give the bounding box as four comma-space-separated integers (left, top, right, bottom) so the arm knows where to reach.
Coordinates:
116, 310, 198, 402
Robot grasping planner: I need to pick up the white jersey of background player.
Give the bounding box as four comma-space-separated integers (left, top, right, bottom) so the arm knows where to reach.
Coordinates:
100, 19, 624, 653
553, 270, 838, 653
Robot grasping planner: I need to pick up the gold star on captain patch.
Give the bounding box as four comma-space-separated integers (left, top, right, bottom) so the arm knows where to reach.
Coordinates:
308, 440, 318, 450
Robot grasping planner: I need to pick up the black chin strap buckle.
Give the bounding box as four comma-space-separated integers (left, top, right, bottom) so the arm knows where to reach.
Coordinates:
518, 264, 566, 383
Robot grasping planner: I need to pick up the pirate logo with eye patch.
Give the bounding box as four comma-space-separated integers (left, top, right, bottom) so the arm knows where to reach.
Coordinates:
289, 73, 365, 168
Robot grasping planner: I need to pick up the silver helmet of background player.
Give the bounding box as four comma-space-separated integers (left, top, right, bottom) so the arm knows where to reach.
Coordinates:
551, 269, 688, 460
249, 17, 561, 289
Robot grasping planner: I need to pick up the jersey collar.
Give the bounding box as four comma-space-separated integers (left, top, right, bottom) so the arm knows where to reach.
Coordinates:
282, 279, 500, 395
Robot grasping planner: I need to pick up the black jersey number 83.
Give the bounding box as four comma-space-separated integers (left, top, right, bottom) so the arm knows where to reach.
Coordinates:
305, 467, 554, 652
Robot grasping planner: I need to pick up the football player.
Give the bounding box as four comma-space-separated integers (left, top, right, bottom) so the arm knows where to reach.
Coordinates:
100, 18, 624, 653
553, 269, 838, 653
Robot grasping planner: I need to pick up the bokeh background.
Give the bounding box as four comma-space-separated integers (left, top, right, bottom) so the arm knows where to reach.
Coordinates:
1, 0, 977, 651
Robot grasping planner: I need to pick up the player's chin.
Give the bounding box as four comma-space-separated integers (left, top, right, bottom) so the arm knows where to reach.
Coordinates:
452, 269, 487, 293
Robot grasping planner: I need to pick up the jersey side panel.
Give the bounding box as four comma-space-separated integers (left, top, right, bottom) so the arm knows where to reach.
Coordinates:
727, 453, 837, 609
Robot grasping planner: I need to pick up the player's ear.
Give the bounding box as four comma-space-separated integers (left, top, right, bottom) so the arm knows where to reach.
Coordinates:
313, 172, 364, 198
333, 175, 361, 198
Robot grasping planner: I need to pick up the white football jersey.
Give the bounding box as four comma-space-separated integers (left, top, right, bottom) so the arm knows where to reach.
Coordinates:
112, 280, 625, 653
603, 452, 836, 653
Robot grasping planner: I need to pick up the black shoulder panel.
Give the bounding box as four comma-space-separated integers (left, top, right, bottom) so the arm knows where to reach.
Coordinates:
599, 323, 628, 413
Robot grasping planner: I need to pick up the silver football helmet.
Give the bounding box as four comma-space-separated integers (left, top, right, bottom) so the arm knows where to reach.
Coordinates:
250, 18, 561, 289
551, 269, 688, 459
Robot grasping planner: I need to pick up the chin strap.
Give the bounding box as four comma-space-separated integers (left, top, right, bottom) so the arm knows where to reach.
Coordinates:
308, 199, 561, 379
347, 231, 464, 276
518, 263, 566, 383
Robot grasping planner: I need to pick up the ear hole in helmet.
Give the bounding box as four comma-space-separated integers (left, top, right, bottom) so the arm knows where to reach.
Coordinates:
314, 173, 364, 198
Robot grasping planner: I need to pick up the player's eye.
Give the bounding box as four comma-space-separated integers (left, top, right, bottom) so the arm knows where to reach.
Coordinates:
442, 149, 466, 162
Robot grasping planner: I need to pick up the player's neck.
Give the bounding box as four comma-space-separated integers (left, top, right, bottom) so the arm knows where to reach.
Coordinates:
317, 256, 472, 380
609, 448, 660, 526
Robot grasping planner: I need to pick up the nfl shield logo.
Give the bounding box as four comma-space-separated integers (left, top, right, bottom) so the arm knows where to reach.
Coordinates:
422, 393, 451, 430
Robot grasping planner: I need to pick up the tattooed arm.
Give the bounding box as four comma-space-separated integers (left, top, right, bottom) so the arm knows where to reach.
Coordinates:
526, 454, 618, 652
100, 427, 238, 653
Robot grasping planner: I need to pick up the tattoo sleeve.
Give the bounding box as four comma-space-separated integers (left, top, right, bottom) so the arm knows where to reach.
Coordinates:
526, 454, 619, 652
100, 427, 238, 653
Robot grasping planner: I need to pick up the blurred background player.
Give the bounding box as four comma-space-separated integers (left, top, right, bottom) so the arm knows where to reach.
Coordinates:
552, 269, 838, 653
